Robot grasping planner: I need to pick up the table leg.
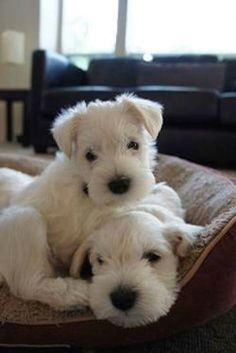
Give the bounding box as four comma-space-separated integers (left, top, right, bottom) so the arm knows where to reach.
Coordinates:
6, 100, 13, 142
21, 98, 30, 146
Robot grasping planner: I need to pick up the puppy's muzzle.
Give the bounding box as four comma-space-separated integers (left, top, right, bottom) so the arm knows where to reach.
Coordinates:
108, 176, 131, 195
110, 286, 137, 311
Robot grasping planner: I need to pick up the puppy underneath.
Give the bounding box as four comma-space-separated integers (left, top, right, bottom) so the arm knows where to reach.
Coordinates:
71, 185, 203, 327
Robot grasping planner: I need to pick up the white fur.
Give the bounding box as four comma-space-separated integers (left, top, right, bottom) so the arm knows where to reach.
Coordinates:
71, 184, 204, 327
55, 94, 162, 207
0, 168, 32, 208
0, 206, 88, 310
0, 95, 163, 311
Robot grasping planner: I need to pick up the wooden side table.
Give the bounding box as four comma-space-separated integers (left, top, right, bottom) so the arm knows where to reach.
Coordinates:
0, 89, 30, 146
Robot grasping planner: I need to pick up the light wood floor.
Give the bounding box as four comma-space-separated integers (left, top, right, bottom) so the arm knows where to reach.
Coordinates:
0, 143, 53, 160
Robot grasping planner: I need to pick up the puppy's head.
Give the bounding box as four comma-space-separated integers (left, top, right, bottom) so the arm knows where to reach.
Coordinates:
70, 212, 202, 327
52, 95, 163, 206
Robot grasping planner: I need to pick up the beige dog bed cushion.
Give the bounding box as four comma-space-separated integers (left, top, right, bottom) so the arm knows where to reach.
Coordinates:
0, 153, 235, 348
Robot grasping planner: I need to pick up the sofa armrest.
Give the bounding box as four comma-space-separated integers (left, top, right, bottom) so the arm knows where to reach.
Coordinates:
29, 50, 87, 146
31, 50, 87, 91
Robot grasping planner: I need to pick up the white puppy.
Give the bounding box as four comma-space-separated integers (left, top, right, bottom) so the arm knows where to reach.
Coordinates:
71, 184, 203, 327
0, 95, 163, 310
53, 94, 162, 206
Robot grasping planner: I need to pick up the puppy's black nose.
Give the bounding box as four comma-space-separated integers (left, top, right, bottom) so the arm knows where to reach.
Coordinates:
110, 286, 137, 311
108, 176, 131, 194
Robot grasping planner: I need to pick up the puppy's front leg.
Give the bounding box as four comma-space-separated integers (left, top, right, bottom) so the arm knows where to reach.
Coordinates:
0, 206, 88, 311
141, 183, 185, 219
134, 204, 177, 224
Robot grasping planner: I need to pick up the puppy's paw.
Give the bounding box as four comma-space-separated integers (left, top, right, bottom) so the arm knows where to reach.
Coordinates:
52, 278, 89, 312
164, 223, 204, 258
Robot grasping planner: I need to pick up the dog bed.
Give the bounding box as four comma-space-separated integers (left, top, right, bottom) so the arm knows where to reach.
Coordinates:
0, 153, 235, 348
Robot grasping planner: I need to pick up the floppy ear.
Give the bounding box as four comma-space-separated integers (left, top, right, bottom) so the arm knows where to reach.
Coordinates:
51, 102, 87, 158
117, 94, 163, 139
163, 223, 204, 258
70, 242, 93, 280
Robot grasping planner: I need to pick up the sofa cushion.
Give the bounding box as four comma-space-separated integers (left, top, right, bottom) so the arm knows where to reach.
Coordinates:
137, 63, 226, 91
152, 54, 219, 64
41, 86, 123, 115
0, 153, 235, 348
220, 93, 236, 125
88, 58, 140, 87
158, 127, 236, 167
42, 86, 219, 125
135, 86, 219, 124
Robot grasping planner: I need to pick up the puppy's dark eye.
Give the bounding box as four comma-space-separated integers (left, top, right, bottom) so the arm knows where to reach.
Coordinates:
127, 141, 139, 150
143, 252, 161, 263
85, 151, 97, 162
97, 256, 104, 265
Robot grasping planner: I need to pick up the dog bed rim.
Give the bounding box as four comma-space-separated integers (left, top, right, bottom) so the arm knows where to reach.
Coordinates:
180, 214, 236, 287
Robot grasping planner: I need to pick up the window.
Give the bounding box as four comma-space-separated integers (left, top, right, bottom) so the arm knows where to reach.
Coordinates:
61, 0, 236, 66
126, 0, 236, 55
62, 0, 118, 55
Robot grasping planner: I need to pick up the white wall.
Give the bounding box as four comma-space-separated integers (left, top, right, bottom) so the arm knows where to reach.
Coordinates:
0, 0, 40, 89
0, 0, 40, 142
